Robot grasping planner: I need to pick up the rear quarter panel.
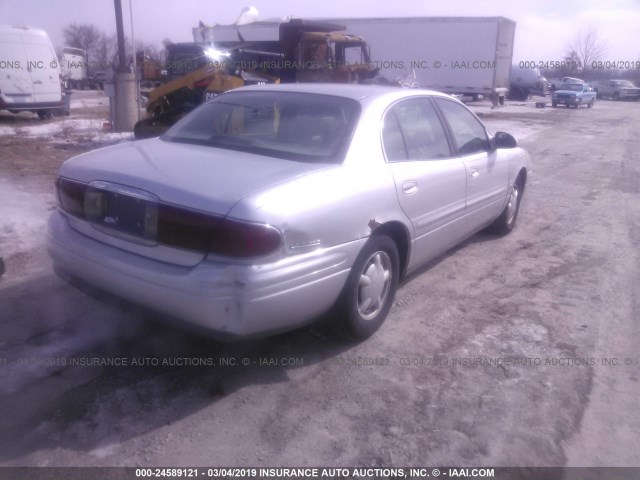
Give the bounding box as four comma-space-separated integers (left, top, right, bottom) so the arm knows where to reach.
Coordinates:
228, 93, 414, 257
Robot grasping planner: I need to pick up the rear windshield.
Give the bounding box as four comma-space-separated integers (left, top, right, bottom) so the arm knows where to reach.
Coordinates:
162, 91, 361, 163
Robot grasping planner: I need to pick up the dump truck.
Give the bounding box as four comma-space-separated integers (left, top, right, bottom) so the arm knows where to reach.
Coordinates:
134, 19, 377, 138
136, 51, 163, 88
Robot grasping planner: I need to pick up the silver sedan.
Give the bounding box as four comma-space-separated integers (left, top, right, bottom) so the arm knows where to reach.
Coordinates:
47, 84, 530, 340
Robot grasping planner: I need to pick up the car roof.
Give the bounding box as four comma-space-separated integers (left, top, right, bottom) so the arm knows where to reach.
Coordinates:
233, 83, 452, 102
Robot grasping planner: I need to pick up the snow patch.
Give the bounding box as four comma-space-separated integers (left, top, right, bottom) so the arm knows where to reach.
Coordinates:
70, 96, 109, 109
3, 117, 134, 144
0, 176, 55, 259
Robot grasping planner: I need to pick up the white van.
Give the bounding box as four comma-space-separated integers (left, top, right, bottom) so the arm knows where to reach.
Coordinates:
0, 25, 63, 118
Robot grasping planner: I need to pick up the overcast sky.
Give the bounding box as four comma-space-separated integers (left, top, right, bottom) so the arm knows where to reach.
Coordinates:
1, 0, 639, 63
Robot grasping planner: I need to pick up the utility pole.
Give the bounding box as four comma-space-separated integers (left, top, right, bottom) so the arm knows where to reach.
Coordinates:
113, 0, 137, 132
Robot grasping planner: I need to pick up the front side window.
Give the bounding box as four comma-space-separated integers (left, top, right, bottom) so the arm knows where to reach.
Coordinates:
163, 91, 360, 163
382, 98, 451, 162
434, 98, 489, 156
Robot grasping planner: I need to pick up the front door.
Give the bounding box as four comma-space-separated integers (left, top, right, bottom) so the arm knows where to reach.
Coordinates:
434, 97, 510, 229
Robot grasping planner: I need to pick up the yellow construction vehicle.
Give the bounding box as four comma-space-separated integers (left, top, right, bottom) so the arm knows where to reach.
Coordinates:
134, 63, 271, 138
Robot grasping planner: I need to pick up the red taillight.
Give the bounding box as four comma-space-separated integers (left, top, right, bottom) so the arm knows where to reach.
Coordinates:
156, 203, 218, 251
56, 177, 281, 258
209, 219, 282, 258
56, 177, 85, 217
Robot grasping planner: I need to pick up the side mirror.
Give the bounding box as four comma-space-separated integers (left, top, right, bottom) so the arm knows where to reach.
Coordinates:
493, 131, 518, 149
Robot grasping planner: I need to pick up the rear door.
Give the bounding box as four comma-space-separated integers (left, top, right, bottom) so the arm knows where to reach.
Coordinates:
23, 35, 61, 103
0, 30, 34, 103
383, 97, 468, 268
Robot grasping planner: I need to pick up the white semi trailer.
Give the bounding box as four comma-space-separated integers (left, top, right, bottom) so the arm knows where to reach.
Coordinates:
326, 17, 515, 104
201, 16, 516, 105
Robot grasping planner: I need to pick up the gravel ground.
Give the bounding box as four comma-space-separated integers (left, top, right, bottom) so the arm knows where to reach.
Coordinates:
0, 91, 639, 469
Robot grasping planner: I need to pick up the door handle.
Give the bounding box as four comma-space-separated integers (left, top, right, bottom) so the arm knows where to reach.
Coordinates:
402, 180, 418, 195
468, 167, 479, 179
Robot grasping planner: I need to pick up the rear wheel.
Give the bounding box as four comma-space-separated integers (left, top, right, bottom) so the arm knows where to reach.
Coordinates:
334, 235, 399, 339
588, 99, 594, 108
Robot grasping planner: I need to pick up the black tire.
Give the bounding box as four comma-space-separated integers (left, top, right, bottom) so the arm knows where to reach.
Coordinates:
334, 235, 399, 339
552, 101, 557, 107
587, 99, 594, 108
37, 110, 53, 120
613, 92, 620, 101
489, 175, 524, 236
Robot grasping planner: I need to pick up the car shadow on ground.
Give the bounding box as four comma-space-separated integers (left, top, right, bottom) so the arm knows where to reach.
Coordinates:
0, 272, 360, 463
0, 228, 507, 463
402, 229, 500, 285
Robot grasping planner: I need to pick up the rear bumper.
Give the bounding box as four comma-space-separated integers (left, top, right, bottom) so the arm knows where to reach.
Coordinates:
47, 211, 362, 338
0, 99, 64, 111
553, 97, 584, 106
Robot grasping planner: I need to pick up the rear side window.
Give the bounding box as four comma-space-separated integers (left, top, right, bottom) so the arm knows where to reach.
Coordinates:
382, 112, 406, 161
434, 98, 489, 156
382, 98, 451, 161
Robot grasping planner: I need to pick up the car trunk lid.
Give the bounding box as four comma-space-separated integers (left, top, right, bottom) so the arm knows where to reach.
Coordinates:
58, 138, 329, 266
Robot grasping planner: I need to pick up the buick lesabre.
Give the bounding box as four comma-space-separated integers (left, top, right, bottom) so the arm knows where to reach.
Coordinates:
47, 84, 530, 340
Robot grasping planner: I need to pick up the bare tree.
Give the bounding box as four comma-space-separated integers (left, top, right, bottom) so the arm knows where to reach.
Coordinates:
63, 24, 103, 52
63, 24, 112, 74
563, 50, 582, 76
567, 27, 608, 75
63, 22, 163, 75
93, 33, 118, 73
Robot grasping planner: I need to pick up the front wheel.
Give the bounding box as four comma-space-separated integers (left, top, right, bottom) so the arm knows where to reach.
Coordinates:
489, 176, 524, 236
587, 99, 594, 108
334, 235, 399, 339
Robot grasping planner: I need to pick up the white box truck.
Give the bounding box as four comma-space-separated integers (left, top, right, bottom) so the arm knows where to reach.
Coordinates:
0, 25, 64, 118
202, 16, 515, 105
